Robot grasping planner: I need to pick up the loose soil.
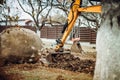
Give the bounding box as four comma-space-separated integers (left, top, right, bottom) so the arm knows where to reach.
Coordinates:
0, 41, 96, 80
0, 63, 93, 80
47, 53, 95, 75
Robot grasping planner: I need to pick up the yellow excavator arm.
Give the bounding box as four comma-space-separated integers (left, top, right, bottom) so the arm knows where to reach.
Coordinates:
55, 0, 101, 52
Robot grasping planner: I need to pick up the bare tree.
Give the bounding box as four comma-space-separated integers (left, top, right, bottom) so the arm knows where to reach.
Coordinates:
94, 0, 120, 80
17, 0, 53, 30
53, 0, 101, 30
80, 13, 101, 32
0, 0, 9, 26
44, 0, 71, 26
53, 0, 71, 16
0, 0, 21, 26
0, 0, 5, 5
80, 0, 101, 31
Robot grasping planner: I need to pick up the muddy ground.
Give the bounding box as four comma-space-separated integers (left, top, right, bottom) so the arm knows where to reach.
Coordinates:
0, 41, 96, 80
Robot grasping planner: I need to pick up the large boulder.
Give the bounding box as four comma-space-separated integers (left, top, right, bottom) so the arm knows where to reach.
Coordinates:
0, 27, 43, 66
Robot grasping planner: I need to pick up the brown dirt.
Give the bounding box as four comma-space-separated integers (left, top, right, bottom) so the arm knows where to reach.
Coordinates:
0, 37, 96, 80
47, 53, 95, 75
0, 63, 93, 80
0, 47, 96, 80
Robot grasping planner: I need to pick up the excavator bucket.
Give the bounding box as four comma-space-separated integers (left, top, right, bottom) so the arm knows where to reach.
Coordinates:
47, 40, 83, 63
71, 38, 83, 53
46, 38, 83, 63
46, 38, 71, 63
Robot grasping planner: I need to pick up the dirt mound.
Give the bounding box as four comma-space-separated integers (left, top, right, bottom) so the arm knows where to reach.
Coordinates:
0, 67, 24, 80
0, 27, 43, 66
47, 53, 95, 75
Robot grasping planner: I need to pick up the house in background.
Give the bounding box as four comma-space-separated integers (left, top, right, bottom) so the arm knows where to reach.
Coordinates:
25, 19, 34, 26
0, 19, 36, 26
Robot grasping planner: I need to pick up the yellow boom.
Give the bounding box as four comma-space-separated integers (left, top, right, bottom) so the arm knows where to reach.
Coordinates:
55, 0, 101, 52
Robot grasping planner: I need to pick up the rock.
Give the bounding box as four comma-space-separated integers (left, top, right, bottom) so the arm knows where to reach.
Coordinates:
0, 27, 43, 66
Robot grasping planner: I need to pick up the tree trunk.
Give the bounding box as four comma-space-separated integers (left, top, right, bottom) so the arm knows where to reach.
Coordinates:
94, 1, 120, 80
36, 29, 41, 38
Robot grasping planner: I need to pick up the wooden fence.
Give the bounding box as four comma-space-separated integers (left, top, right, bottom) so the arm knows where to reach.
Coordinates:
41, 25, 63, 39
41, 26, 96, 44
0, 25, 96, 44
